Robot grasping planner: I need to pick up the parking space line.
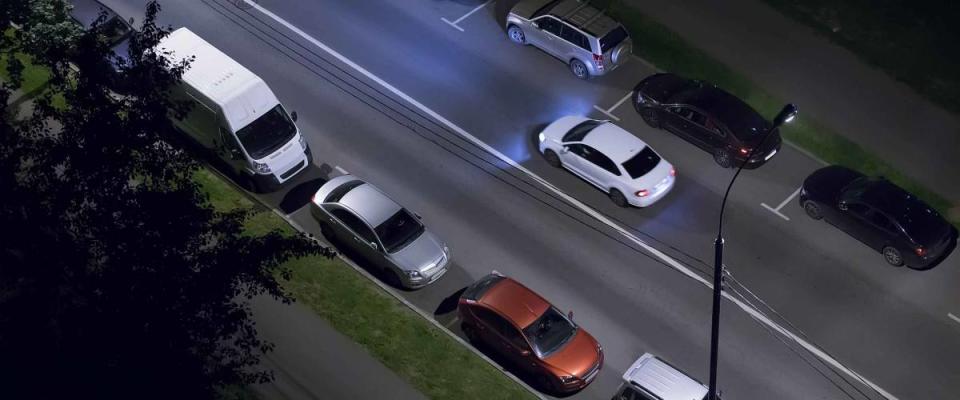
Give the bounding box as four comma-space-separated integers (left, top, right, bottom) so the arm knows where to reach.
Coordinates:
334, 165, 349, 175
592, 91, 633, 121
761, 187, 801, 221
950, 313, 960, 325
440, 0, 492, 32
242, 3, 898, 398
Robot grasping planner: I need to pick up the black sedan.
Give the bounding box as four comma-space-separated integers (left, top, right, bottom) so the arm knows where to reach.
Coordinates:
632, 73, 781, 168
799, 166, 958, 269
68, 0, 135, 91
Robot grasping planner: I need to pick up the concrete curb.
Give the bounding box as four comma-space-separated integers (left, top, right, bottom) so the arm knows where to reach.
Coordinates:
205, 166, 547, 400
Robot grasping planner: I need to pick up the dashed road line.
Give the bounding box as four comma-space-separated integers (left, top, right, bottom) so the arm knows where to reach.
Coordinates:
761, 187, 802, 221
241, 2, 898, 399
949, 313, 960, 325
440, 0, 492, 32
592, 90, 633, 121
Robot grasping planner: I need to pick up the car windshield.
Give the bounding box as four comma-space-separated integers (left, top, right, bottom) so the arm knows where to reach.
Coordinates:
375, 209, 425, 253
563, 120, 602, 142
99, 16, 131, 43
522, 307, 577, 358
621, 146, 661, 179
235, 104, 297, 159
600, 26, 629, 53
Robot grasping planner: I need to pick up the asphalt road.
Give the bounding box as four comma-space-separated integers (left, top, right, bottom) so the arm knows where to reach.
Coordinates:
103, 1, 960, 399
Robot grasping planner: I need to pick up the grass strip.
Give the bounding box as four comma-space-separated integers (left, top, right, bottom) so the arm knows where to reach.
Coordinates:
1, 28, 51, 97
194, 169, 536, 400
606, 3, 957, 225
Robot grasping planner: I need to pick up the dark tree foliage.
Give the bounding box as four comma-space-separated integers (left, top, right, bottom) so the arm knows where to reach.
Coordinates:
0, 2, 331, 399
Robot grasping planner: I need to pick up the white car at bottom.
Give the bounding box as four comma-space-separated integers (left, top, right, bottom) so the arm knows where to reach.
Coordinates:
538, 116, 675, 207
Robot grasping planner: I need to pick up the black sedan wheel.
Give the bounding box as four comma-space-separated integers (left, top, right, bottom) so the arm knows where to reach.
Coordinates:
713, 149, 733, 168
803, 200, 824, 220
882, 246, 904, 267
639, 109, 660, 129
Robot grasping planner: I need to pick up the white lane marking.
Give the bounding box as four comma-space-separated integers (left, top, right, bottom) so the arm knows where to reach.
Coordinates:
949, 313, 960, 325
440, 0, 492, 32
761, 187, 802, 221
592, 91, 633, 121
242, 3, 898, 399
334, 165, 349, 175
592, 105, 621, 121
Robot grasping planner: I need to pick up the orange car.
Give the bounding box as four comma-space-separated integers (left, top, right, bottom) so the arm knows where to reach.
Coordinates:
458, 272, 603, 393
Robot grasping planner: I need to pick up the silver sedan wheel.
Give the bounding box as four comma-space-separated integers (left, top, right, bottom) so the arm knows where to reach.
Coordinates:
508, 25, 525, 44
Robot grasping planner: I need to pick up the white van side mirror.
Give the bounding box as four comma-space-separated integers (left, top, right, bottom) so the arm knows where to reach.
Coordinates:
290, 111, 298, 122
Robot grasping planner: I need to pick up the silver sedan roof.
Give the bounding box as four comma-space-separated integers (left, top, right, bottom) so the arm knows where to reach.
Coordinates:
338, 181, 403, 228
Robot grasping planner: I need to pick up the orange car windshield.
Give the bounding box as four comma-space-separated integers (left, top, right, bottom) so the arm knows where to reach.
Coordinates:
523, 307, 577, 358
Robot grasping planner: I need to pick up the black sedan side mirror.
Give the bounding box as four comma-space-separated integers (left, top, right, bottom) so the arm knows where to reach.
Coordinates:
291, 111, 298, 122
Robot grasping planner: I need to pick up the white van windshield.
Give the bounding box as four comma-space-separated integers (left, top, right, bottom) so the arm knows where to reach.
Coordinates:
235, 105, 297, 159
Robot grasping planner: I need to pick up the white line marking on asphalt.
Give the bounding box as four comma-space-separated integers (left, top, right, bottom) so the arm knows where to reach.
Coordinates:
950, 313, 960, 325
440, 0, 492, 32
334, 165, 348, 175
592, 91, 633, 121
761, 187, 802, 221
242, 3, 898, 399
592, 105, 621, 121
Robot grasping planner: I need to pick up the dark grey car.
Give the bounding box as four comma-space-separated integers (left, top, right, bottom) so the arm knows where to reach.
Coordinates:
506, 0, 632, 79
310, 175, 450, 289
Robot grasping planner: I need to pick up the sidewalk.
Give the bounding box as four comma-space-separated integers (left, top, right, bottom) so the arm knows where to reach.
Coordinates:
249, 295, 426, 400
627, 0, 960, 203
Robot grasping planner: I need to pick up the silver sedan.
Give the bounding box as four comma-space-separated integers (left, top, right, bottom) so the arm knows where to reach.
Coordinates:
310, 175, 450, 289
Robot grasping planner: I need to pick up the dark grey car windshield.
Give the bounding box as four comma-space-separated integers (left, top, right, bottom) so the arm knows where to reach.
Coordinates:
375, 210, 425, 253
523, 307, 577, 358
563, 120, 602, 142
235, 105, 297, 159
622, 147, 661, 179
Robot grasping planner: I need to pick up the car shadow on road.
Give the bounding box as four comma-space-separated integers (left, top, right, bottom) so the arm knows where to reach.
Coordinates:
274, 163, 336, 214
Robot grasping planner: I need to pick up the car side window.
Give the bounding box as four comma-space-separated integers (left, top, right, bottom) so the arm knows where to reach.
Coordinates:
845, 202, 869, 217
581, 145, 621, 176
668, 106, 694, 120
560, 24, 590, 51
475, 307, 528, 349
865, 210, 896, 232
704, 118, 725, 137
330, 208, 377, 244
536, 16, 562, 36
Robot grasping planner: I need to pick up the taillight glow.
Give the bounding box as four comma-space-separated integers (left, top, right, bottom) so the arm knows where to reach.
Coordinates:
670, 167, 676, 177
636, 189, 649, 197
593, 53, 604, 69
739, 148, 750, 155
915, 247, 926, 257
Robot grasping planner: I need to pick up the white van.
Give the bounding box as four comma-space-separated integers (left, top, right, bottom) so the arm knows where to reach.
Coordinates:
613, 353, 713, 400
158, 28, 310, 192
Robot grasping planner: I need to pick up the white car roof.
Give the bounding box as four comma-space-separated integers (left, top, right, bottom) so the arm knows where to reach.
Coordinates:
623, 353, 708, 400
582, 122, 649, 164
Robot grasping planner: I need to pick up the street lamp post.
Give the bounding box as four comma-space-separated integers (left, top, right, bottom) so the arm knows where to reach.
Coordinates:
707, 103, 798, 400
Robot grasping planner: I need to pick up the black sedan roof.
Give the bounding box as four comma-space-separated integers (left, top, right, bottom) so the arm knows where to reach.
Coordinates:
859, 179, 950, 245
68, 0, 120, 29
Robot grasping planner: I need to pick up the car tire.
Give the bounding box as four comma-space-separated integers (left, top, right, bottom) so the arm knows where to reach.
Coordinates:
536, 375, 556, 393
241, 174, 260, 193
543, 149, 562, 168
570, 59, 589, 80
507, 25, 526, 44
882, 246, 904, 267
384, 269, 405, 288
639, 109, 660, 129
609, 188, 629, 208
803, 200, 823, 220
462, 323, 479, 343
713, 149, 733, 168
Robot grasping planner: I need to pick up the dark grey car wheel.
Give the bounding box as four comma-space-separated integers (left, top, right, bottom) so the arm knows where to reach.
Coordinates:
570, 59, 589, 79
883, 246, 904, 267
507, 25, 525, 44
803, 200, 823, 220
462, 323, 479, 343
713, 149, 733, 168
543, 149, 562, 168
609, 189, 629, 208
640, 109, 660, 129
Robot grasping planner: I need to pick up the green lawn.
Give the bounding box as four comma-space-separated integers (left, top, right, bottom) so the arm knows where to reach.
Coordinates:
761, 0, 960, 118
194, 169, 536, 400
0, 28, 51, 97
604, 3, 957, 226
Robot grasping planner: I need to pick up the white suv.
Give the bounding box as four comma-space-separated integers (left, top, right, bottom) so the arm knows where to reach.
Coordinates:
538, 116, 675, 207
613, 353, 712, 400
